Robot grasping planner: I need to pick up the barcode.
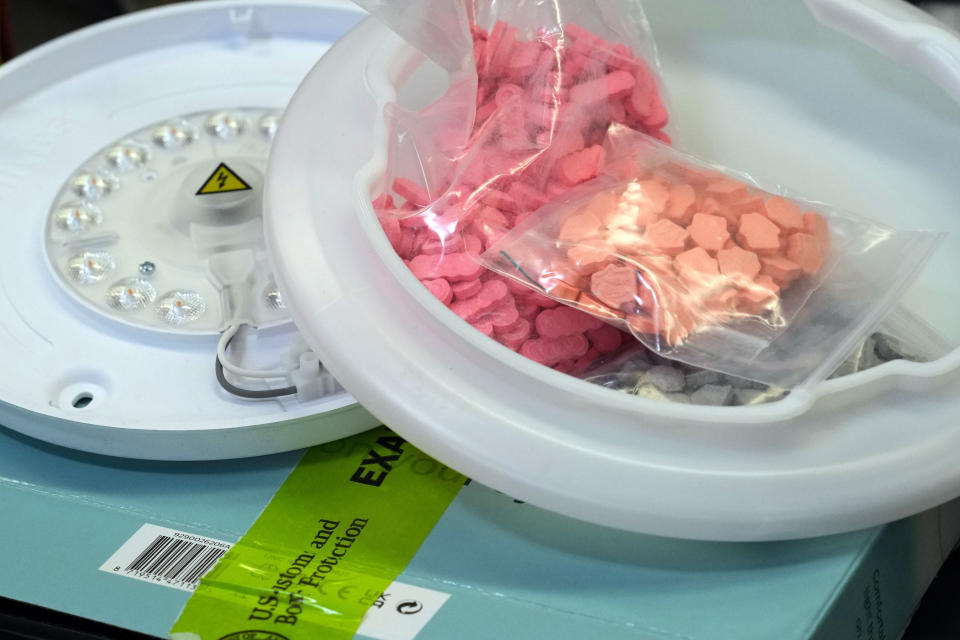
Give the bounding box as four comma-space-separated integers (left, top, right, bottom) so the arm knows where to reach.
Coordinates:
124, 534, 227, 586
101, 523, 233, 592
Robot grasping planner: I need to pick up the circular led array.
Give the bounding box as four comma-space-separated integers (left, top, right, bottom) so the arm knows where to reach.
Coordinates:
67, 251, 115, 284
153, 120, 200, 149
107, 278, 156, 311
206, 111, 247, 138
55, 203, 103, 232
45, 108, 290, 334
156, 290, 206, 324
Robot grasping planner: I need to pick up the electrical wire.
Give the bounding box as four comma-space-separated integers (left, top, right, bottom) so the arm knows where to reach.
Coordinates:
217, 324, 289, 379
215, 325, 297, 400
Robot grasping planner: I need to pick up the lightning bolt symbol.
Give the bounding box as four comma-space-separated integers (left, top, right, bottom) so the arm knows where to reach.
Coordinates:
216, 171, 229, 189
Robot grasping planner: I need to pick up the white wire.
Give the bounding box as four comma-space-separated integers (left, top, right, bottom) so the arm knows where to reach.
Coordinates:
217, 324, 290, 380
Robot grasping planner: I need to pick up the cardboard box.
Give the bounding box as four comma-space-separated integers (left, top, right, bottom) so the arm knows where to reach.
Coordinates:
0, 424, 956, 639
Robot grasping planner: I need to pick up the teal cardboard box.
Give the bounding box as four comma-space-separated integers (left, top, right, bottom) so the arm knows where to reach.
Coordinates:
0, 424, 956, 640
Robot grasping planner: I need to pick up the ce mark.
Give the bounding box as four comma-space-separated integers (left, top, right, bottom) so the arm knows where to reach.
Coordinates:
313, 582, 359, 601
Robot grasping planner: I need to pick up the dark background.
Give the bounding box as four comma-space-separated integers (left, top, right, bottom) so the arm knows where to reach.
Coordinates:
1, 1, 959, 638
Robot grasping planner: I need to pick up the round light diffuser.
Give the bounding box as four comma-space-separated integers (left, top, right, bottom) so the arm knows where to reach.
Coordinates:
0, 1, 380, 460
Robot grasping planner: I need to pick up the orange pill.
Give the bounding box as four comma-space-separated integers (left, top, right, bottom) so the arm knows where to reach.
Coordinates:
737, 276, 780, 314
546, 279, 582, 303
577, 292, 625, 320
567, 242, 613, 275
760, 255, 802, 282
559, 212, 603, 242
728, 194, 766, 216
627, 312, 659, 336
736, 213, 781, 255
764, 197, 805, 232
717, 246, 761, 280
590, 263, 638, 309
688, 213, 730, 253
644, 218, 689, 255
803, 211, 831, 252
786, 232, 825, 275
705, 179, 748, 203
582, 190, 620, 222
622, 179, 670, 216
608, 229, 646, 253
662, 183, 696, 225
674, 247, 719, 284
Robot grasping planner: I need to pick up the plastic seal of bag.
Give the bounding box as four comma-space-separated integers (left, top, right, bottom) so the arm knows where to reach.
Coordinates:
481, 124, 947, 389
357, 0, 672, 375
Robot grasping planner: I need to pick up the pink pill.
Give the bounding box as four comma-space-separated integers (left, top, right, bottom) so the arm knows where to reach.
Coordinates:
409, 252, 484, 282
508, 181, 548, 212
378, 214, 401, 249
516, 297, 540, 319
568, 71, 636, 105
372, 194, 394, 210
571, 348, 601, 375
485, 296, 520, 328
642, 92, 668, 130
421, 278, 453, 305
506, 40, 540, 78
535, 306, 604, 339
472, 319, 495, 337
520, 333, 590, 366
452, 278, 483, 300
463, 234, 484, 257
420, 232, 466, 255
504, 277, 536, 297
586, 324, 624, 354
495, 317, 532, 342
558, 145, 606, 186
393, 178, 431, 207
396, 228, 416, 259
450, 279, 509, 321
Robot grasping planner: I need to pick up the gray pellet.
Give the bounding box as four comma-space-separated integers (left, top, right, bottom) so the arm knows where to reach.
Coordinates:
646, 365, 686, 393
725, 375, 767, 390
873, 333, 904, 362
685, 370, 724, 391
690, 384, 734, 406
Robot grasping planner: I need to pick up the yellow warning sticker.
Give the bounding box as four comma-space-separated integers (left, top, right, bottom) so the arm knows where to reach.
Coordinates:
196, 162, 252, 195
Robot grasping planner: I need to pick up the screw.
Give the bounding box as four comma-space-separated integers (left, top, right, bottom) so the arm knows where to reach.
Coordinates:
139, 261, 156, 276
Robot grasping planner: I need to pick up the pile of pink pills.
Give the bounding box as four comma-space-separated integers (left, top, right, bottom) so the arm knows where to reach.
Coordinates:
372, 20, 671, 373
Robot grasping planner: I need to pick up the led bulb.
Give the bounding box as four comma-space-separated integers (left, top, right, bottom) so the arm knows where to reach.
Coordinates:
72, 172, 118, 199
259, 113, 280, 140
107, 278, 156, 312
206, 112, 246, 138
106, 143, 150, 171
156, 290, 206, 324
67, 251, 115, 284
152, 122, 197, 149
54, 203, 102, 232
263, 284, 286, 311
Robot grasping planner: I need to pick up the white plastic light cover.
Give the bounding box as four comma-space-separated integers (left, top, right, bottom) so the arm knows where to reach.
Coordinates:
265, 1, 960, 541
0, 1, 378, 461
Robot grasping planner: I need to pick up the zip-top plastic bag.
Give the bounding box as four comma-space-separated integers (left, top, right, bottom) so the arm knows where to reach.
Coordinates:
480, 125, 945, 388
359, 0, 672, 375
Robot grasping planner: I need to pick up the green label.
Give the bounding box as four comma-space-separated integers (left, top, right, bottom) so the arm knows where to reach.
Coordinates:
170, 427, 465, 640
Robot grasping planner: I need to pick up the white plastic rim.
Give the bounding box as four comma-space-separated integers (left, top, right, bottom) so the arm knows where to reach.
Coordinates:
267, 0, 960, 541
0, 0, 380, 460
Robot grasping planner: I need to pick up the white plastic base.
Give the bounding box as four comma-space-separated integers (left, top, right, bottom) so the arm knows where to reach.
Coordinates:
267, 1, 960, 540
0, 1, 380, 460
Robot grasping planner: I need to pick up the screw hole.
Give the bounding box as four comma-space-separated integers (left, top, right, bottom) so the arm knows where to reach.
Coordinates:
72, 393, 94, 409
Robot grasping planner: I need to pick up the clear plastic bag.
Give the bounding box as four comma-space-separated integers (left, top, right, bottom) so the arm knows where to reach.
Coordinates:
481, 125, 946, 388
359, 0, 673, 374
